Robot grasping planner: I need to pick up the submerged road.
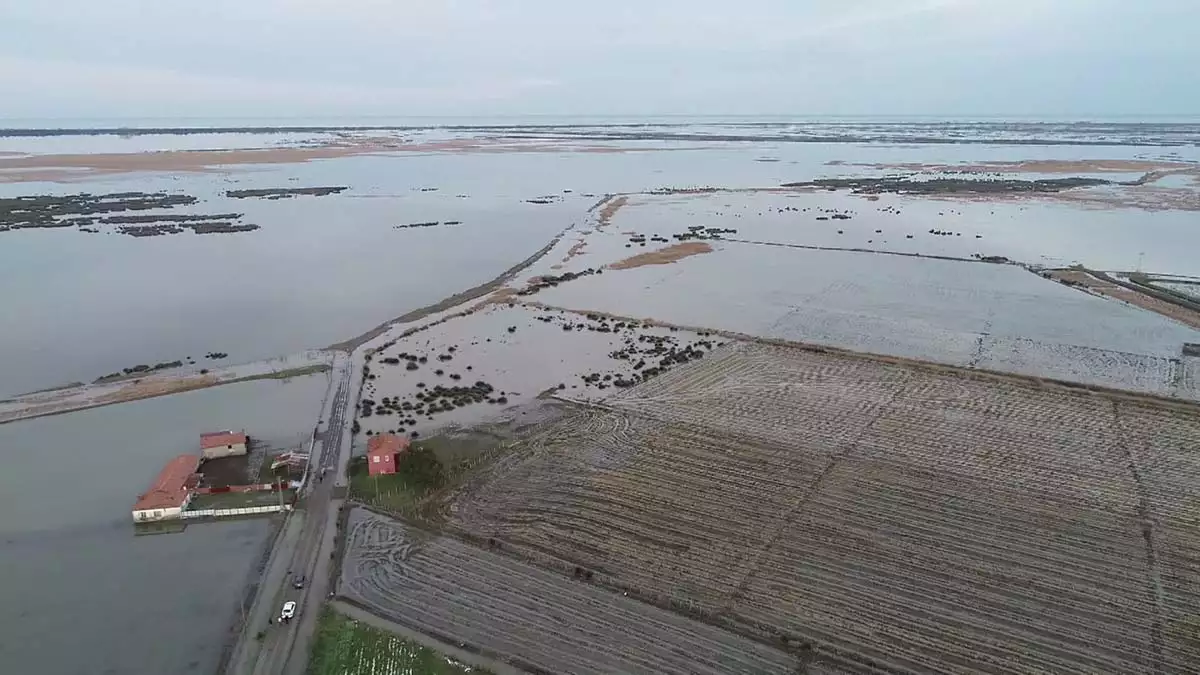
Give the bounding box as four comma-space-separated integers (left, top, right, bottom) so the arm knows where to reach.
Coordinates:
226, 349, 360, 675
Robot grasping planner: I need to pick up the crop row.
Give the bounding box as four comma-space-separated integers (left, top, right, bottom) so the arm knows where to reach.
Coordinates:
339, 509, 798, 675
447, 342, 1200, 673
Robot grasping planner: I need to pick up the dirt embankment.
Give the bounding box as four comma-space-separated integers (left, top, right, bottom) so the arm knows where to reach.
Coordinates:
608, 242, 713, 270
0, 363, 329, 425
1046, 269, 1200, 330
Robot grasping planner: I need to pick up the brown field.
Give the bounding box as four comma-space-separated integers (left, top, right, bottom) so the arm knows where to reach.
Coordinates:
339, 508, 798, 674
446, 341, 1200, 674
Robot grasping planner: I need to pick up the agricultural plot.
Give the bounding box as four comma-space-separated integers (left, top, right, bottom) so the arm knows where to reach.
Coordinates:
597, 187, 1200, 275
448, 341, 1200, 674
338, 509, 798, 675
307, 606, 481, 675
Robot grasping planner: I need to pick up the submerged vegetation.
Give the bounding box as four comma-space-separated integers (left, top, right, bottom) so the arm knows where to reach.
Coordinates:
782, 176, 1111, 194
0, 192, 198, 232
226, 186, 347, 199
0, 192, 262, 236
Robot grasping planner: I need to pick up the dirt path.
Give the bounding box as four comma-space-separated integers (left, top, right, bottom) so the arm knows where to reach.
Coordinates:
0, 358, 331, 425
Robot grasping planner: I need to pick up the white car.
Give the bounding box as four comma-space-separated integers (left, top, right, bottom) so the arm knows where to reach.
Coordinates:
280, 601, 297, 621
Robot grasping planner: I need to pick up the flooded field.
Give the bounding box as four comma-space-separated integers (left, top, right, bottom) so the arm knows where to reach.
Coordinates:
357, 303, 722, 440
599, 189, 1200, 273
3, 121, 1199, 397
4, 119, 1200, 674
0, 374, 326, 675
527, 241, 1200, 399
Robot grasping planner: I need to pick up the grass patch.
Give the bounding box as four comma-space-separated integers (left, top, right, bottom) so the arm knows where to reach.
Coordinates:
348, 443, 446, 517
308, 606, 486, 675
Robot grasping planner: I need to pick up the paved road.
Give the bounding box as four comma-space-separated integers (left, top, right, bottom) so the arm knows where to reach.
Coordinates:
227, 350, 359, 675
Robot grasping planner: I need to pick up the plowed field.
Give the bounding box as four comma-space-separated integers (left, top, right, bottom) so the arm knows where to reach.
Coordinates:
339, 509, 798, 674
448, 341, 1200, 674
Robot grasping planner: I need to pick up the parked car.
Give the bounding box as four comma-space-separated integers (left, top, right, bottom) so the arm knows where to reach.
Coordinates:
293, 575, 305, 589
280, 601, 296, 621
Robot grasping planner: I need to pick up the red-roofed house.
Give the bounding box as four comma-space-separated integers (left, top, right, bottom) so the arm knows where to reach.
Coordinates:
132, 454, 201, 522
200, 430, 248, 459
367, 434, 410, 476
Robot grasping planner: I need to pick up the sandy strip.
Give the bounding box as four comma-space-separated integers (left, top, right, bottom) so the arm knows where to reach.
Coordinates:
0, 139, 690, 183
595, 195, 629, 229
830, 158, 1200, 174
608, 242, 713, 270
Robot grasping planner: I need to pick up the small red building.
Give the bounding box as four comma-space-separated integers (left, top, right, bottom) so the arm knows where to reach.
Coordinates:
367, 434, 410, 476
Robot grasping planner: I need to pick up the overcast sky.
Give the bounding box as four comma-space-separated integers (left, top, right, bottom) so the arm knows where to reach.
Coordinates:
1, 0, 1196, 120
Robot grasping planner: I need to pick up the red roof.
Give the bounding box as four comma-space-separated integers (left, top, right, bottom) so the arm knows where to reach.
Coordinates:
200, 430, 248, 449
133, 454, 200, 512
367, 433, 409, 457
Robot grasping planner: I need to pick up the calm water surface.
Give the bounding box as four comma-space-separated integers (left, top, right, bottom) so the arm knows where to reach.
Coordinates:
1, 129, 1198, 397
0, 374, 326, 675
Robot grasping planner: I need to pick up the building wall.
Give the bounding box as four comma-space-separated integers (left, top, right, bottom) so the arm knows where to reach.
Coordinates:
131, 505, 184, 522
202, 442, 247, 460
131, 493, 192, 523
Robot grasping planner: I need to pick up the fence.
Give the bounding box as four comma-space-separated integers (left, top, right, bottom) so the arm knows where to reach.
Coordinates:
181, 504, 292, 519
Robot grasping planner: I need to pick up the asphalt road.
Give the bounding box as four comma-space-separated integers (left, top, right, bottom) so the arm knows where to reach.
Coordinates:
227, 350, 358, 675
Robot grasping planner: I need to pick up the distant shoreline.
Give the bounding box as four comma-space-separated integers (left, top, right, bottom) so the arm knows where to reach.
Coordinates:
2, 120, 1198, 147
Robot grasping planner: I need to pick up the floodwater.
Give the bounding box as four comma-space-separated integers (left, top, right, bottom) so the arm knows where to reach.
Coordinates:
357, 303, 718, 440
532, 243, 1200, 398
2, 124, 1200, 396
2, 119, 1200, 672
606, 190, 1200, 273
0, 374, 327, 675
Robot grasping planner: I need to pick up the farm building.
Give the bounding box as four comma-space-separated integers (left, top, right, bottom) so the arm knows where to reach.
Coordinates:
200, 430, 248, 459
367, 434, 409, 476
132, 454, 201, 522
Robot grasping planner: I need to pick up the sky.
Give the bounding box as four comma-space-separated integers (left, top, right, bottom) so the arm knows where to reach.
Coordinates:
0, 0, 1197, 120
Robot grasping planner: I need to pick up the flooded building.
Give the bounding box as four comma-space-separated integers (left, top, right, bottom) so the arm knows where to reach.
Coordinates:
200, 430, 248, 459
131, 454, 201, 522
367, 434, 409, 476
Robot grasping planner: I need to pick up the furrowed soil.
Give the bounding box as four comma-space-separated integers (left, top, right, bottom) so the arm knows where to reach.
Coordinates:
443, 340, 1200, 674
338, 508, 799, 675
